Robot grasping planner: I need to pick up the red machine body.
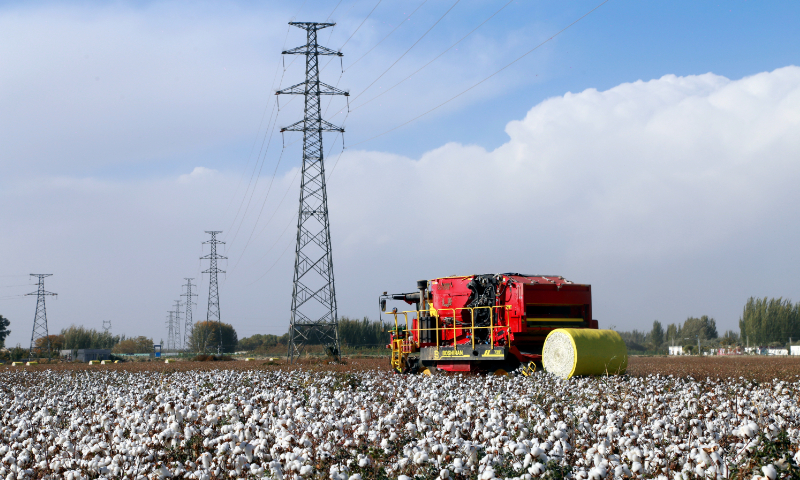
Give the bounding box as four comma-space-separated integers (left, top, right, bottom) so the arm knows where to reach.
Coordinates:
385, 273, 597, 373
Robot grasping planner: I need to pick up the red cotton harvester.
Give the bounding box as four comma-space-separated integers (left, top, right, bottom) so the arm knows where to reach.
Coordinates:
381, 273, 627, 377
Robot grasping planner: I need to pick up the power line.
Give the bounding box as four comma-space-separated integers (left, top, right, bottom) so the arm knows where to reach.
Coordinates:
325, 0, 345, 21
349, 0, 461, 103
229, 144, 288, 273
226, 100, 283, 249
349, 0, 515, 112
347, 0, 611, 149
346, 0, 428, 71
222, 24, 294, 236
338, 0, 382, 51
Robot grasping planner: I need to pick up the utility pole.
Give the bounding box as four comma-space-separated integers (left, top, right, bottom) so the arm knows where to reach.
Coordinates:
173, 300, 182, 350
27, 274, 57, 358
102, 320, 111, 334
201, 231, 226, 354
277, 22, 347, 363
181, 278, 197, 351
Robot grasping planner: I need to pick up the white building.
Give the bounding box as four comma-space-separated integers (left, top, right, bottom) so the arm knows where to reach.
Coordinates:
668, 346, 684, 355
790, 345, 800, 356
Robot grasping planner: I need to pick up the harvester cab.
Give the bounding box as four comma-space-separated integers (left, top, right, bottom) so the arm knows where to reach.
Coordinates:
382, 273, 627, 377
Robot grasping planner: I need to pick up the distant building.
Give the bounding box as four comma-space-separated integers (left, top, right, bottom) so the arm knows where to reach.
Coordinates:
668, 346, 684, 355
77, 349, 111, 362
791, 346, 800, 356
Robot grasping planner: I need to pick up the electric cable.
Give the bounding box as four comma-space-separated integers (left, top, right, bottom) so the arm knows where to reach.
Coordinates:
228, 144, 288, 273
326, 0, 345, 22
223, 24, 293, 234
349, 0, 461, 103
225, 99, 280, 238
347, 0, 610, 149
339, 0, 382, 51
346, 0, 428, 71
349, 0, 514, 112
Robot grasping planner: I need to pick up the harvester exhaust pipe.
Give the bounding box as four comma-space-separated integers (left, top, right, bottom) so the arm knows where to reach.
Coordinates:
418, 280, 432, 343
417, 280, 428, 311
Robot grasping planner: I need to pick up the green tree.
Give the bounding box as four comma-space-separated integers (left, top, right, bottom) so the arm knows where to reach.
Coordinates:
739, 297, 800, 346
650, 320, 664, 348
682, 316, 718, 341
338, 316, 391, 347
238, 333, 288, 351
61, 325, 123, 349
190, 321, 238, 353
665, 323, 679, 345
0, 314, 10, 348
112, 336, 154, 354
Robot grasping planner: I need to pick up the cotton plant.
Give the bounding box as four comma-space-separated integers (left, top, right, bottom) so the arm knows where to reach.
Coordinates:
0, 368, 798, 480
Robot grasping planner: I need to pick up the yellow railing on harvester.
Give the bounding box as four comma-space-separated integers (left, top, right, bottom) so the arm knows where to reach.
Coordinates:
387, 305, 512, 372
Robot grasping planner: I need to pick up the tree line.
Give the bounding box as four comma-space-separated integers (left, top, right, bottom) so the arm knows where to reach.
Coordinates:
237, 316, 391, 353
739, 297, 800, 347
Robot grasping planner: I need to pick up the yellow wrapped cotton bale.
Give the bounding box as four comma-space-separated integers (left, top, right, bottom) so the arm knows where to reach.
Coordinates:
543, 328, 627, 379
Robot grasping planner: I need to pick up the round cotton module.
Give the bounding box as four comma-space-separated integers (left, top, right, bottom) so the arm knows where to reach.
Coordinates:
543, 328, 628, 379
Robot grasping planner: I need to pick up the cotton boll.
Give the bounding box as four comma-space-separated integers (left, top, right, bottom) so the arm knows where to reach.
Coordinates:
529, 462, 545, 476
761, 465, 777, 480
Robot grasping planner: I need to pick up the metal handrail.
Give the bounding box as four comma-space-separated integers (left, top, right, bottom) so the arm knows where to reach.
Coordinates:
385, 305, 511, 350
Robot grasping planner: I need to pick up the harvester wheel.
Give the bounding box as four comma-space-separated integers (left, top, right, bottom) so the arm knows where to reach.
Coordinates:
492, 369, 509, 377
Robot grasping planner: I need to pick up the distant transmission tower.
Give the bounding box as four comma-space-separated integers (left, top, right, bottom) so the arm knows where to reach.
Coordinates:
27, 274, 57, 357
102, 320, 111, 334
201, 231, 226, 353
277, 22, 347, 363
181, 278, 197, 351
166, 311, 177, 351
173, 299, 182, 350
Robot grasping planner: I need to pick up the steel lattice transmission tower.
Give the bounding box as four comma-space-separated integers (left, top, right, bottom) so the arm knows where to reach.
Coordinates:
166, 310, 177, 351
173, 299, 182, 351
276, 22, 348, 362
201, 231, 226, 353
181, 278, 197, 351
27, 274, 57, 357
102, 320, 111, 334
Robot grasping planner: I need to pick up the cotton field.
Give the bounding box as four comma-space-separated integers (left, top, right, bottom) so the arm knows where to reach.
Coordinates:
1, 367, 799, 480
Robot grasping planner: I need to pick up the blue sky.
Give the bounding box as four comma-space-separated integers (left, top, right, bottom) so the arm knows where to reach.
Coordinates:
1, 0, 799, 347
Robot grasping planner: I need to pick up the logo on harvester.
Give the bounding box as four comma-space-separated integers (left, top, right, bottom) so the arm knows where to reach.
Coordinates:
434, 348, 465, 359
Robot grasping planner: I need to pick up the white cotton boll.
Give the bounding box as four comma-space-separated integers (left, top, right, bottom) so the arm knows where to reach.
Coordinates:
157, 464, 172, 478
632, 462, 643, 473
523, 453, 533, 468
529, 462, 545, 476
479, 466, 495, 480
398, 476, 412, 480
348, 474, 362, 480
298, 465, 313, 476
761, 465, 777, 480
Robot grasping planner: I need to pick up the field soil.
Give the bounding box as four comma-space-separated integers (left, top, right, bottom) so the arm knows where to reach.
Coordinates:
4, 355, 800, 381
